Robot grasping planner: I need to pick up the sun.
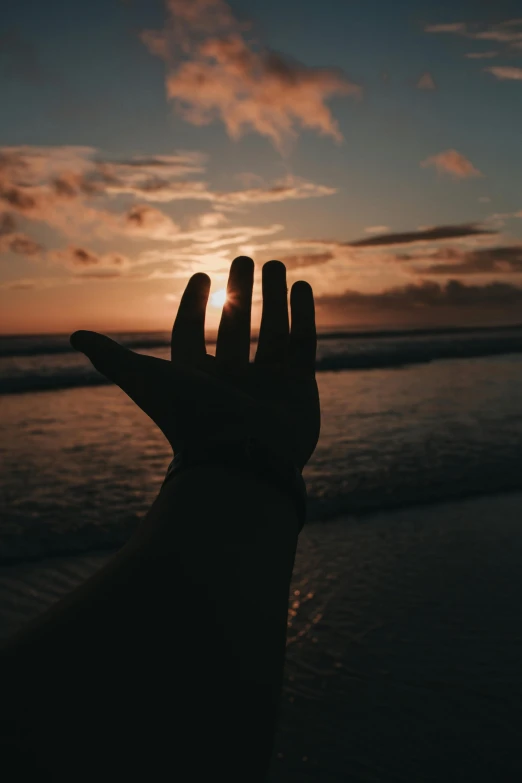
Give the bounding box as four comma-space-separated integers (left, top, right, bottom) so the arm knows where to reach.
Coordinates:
210, 287, 227, 308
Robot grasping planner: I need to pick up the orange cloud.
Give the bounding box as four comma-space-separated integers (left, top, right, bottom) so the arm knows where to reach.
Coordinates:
196, 211, 228, 228
0, 146, 335, 218
0, 147, 207, 221
421, 149, 482, 179
426, 19, 522, 56
484, 66, 522, 81
425, 23, 467, 34
417, 72, 437, 90
465, 51, 498, 59
0, 232, 43, 257
350, 223, 493, 247
241, 223, 502, 286
97, 152, 207, 201
365, 225, 390, 235
0, 213, 16, 236
214, 177, 337, 205
6, 235, 43, 257
316, 279, 522, 317
124, 204, 180, 239
0, 211, 43, 257
49, 246, 131, 270
278, 251, 334, 270
0, 142, 343, 296
0, 145, 336, 272
142, 0, 360, 149
0, 276, 72, 291
403, 244, 522, 275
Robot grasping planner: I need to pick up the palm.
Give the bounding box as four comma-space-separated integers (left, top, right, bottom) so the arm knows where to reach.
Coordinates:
71, 257, 320, 472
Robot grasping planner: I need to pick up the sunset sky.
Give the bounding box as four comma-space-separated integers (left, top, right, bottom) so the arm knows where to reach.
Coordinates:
1, 0, 521, 334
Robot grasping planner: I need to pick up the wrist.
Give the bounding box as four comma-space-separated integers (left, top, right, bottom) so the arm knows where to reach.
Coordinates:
162, 438, 307, 530
132, 461, 299, 553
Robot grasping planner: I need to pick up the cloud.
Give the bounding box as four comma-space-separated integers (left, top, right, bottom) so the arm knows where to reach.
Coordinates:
0, 144, 335, 270
214, 177, 337, 205
278, 251, 334, 270
141, 0, 360, 149
0, 277, 72, 291
124, 204, 180, 239
102, 175, 336, 206
417, 72, 437, 90
484, 210, 522, 225
242, 224, 498, 267
0, 146, 105, 233
101, 152, 206, 178
349, 223, 494, 247
6, 235, 43, 257
72, 270, 127, 280
0, 146, 335, 218
97, 152, 208, 201
425, 23, 467, 34
472, 20, 522, 46
0, 232, 43, 257
0, 147, 209, 220
134, 224, 284, 270
425, 19, 522, 55
0, 145, 96, 183
196, 211, 228, 228
484, 66, 522, 81
0, 278, 38, 290
0, 213, 17, 236
316, 279, 522, 317
365, 225, 390, 235
49, 246, 131, 270
465, 51, 498, 59
168, 222, 284, 251
421, 149, 482, 179
1, 146, 301, 278
0, 211, 43, 257
413, 244, 522, 275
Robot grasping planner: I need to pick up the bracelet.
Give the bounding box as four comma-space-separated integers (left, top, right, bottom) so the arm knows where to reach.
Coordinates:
162, 438, 307, 532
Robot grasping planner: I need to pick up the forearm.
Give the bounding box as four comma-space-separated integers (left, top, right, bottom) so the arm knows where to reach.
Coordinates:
1, 466, 298, 779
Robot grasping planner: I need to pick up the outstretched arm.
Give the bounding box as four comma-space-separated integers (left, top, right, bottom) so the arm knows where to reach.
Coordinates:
1, 257, 319, 781
2, 467, 298, 780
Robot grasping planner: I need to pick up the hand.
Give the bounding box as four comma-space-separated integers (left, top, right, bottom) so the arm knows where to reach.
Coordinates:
70, 257, 320, 471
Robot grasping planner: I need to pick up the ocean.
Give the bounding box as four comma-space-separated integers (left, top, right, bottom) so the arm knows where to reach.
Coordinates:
1, 324, 522, 564
2, 325, 522, 780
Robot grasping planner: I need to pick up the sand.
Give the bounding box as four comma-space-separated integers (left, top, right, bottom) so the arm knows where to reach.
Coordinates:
2, 492, 522, 781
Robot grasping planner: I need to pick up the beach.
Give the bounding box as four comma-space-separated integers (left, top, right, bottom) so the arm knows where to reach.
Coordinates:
2, 331, 522, 779
1, 492, 522, 781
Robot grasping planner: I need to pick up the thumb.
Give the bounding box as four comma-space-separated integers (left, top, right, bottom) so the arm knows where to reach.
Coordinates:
71, 330, 178, 439
70, 330, 141, 388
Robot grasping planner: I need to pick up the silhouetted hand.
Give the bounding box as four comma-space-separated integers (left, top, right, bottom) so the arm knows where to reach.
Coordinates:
70, 257, 320, 471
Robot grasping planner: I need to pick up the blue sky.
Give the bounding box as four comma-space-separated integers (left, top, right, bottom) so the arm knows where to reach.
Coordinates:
1, 0, 521, 332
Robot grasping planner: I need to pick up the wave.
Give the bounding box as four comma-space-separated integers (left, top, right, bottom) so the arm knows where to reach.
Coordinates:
2, 322, 522, 358
1, 371, 111, 395
0, 334, 172, 358
2, 481, 521, 566
316, 334, 522, 371
2, 334, 522, 395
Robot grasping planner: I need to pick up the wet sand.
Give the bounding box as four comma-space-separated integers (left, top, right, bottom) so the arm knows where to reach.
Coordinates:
2, 493, 522, 781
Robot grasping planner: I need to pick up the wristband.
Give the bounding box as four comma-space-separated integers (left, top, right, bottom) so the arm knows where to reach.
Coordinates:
162, 438, 307, 532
